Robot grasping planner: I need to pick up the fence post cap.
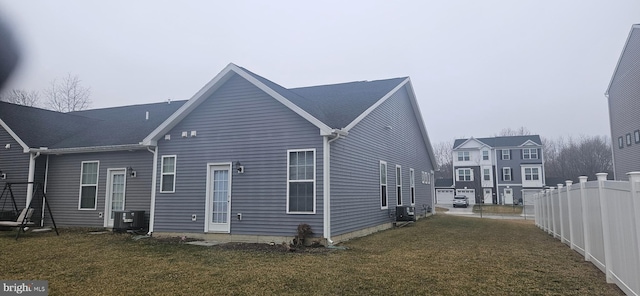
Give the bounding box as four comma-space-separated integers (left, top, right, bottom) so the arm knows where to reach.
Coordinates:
565, 180, 573, 186
578, 176, 588, 182
596, 173, 608, 181
557, 184, 564, 188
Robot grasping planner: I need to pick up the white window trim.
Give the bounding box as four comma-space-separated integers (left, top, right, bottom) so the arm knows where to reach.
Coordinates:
502, 149, 510, 160
396, 165, 402, 206
457, 151, 470, 161
78, 160, 99, 210
160, 155, 177, 193
523, 167, 540, 181
482, 150, 489, 160
456, 168, 473, 181
522, 148, 538, 159
483, 168, 491, 181
286, 149, 316, 214
380, 161, 388, 209
410, 168, 415, 206
502, 167, 512, 181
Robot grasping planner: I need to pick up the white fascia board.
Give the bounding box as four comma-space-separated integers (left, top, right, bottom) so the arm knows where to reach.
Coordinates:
453, 138, 490, 150
519, 139, 542, 146
0, 118, 30, 152
31, 144, 148, 155
143, 63, 333, 144
232, 66, 333, 134
142, 64, 238, 145
605, 24, 640, 97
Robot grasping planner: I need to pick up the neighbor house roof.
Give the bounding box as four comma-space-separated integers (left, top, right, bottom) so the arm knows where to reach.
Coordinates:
0, 100, 185, 153
453, 135, 542, 149
435, 178, 454, 188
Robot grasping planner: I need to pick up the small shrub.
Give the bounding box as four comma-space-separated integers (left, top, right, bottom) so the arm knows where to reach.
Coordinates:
293, 223, 313, 246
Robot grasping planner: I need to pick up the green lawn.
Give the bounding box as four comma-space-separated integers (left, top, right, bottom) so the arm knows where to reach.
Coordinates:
0, 215, 622, 295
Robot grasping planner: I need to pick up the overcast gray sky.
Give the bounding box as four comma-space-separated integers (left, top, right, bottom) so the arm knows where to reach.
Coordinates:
0, 1, 638, 144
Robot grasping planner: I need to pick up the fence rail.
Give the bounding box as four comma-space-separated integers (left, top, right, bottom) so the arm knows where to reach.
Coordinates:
534, 172, 640, 296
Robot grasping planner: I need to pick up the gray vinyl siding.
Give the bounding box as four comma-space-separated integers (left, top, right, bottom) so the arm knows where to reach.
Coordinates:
329, 85, 434, 236
453, 166, 481, 203
0, 127, 30, 210
44, 150, 153, 227
608, 27, 640, 181
153, 74, 324, 236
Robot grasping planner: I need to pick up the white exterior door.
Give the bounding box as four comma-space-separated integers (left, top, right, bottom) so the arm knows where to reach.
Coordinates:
504, 188, 513, 205
206, 164, 231, 233
483, 188, 492, 204
105, 169, 126, 227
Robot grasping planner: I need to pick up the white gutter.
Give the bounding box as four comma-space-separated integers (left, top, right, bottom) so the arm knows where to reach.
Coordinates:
30, 144, 148, 155
26, 152, 41, 207
322, 129, 347, 245
147, 146, 158, 235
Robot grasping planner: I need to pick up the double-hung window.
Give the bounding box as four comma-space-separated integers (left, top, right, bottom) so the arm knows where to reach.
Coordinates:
160, 155, 176, 193
410, 169, 415, 205
502, 167, 512, 181
287, 149, 315, 213
380, 161, 388, 208
79, 161, 99, 209
483, 168, 491, 181
457, 168, 472, 181
396, 165, 402, 206
457, 151, 470, 161
482, 150, 489, 160
524, 167, 539, 180
522, 148, 538, 159
501, 149, 510, 160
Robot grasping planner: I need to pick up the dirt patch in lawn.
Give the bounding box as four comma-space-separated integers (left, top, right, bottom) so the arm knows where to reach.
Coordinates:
213, 242, 333, 254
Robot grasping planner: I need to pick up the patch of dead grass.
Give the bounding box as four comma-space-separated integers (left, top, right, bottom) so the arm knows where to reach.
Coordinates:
0, 215, 622, 295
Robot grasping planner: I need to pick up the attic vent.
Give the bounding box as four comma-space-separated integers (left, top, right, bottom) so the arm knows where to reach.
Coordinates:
164, 134, 171, 141
145, 111, 149, 120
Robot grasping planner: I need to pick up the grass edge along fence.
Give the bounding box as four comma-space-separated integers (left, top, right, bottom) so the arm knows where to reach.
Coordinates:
533, 172, 640, 296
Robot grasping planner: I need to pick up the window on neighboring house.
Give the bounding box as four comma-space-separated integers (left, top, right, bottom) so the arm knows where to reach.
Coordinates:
619, 136, 624, 149
396, 165, 402, 206
457, 168, 472, 181
626, 133, 632, 146
635, 130, 640, 144
160, 156, 176, 193
483, 168, 491, 181
79, 161, 99, 210
287, 149, 315, 213
524, 167, 540, 181
380, 161, 387, 208
457, 151, 470, 161
410, 169, 415, 205
502, 149, 510, 160
522, 148, 538, 159
502, 167, 512, 181
482, 150, 489, 160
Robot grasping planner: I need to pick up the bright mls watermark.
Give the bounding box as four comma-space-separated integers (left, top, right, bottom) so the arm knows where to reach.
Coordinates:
1, 281, 47, 295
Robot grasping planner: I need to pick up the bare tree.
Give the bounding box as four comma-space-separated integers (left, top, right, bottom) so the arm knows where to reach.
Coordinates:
543, 135, 612, 182
433, 140, 454, 179
45, 74, 91, 112
0, 89, 40, 106
495, 126, 532, 137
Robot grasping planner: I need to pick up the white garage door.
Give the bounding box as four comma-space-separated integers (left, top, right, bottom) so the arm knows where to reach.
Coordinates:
456, 189, 476, 205
436, 189, 454, 204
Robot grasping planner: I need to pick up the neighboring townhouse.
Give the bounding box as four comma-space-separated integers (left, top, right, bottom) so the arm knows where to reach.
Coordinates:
606, 24, 640, 181
452, 135, 544, 205
434, 178, 454, 204
0, 63, 436, 244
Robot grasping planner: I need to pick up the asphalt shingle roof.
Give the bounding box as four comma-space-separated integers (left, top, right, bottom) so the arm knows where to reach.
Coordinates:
453, 135, 542, 149
0, 100, 185, 149
240, 66, 406, 129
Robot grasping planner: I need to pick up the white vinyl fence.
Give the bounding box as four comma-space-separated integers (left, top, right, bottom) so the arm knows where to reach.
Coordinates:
534, 172, 640, 296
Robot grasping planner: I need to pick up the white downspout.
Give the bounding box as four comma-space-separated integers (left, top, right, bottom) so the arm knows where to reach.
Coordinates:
147, 147, 158, 235
41, 155, 50, 227
26, 152, 41, 207
323, 132, 344, 246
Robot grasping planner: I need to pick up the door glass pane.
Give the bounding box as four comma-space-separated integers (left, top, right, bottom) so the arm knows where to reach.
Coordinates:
212, 170, 229, 224
110, 173, 125, 219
